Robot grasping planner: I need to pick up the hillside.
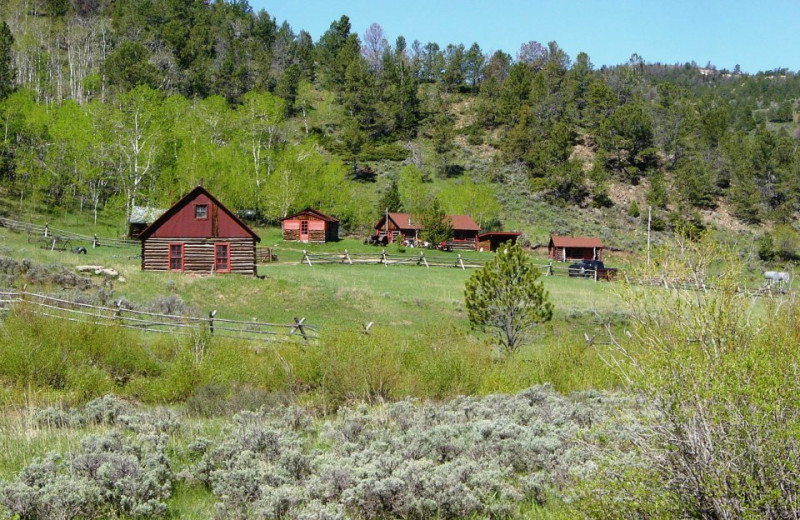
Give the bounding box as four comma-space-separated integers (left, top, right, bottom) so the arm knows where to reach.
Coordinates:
1, 1, 800, 260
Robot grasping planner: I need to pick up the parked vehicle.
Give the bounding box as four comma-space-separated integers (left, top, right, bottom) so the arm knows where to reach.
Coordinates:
568, 260, 617, 280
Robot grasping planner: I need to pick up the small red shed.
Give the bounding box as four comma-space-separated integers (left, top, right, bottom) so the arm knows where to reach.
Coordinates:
548, 235, 604, 262
477, 231, 521, 252
281, 208, 339, 243
139, 186, 260, 275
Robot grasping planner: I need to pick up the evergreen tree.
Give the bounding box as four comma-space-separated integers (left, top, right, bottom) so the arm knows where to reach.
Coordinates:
378, 180, 403, 213
0, 22, 13, 99
420, 198, 452, 246
465, 241, 553, 353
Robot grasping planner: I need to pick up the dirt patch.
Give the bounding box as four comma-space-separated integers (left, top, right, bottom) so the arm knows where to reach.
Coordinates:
698, 201, 765, 233
607, 180, 649, 208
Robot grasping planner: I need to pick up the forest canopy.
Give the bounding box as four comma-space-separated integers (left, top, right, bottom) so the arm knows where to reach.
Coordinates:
2, 0, 800, 235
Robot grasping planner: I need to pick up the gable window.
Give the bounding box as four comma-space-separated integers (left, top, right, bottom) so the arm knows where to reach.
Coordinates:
195, 204, 208, 219
215, 243, 230, 272
168, 243, 184, 271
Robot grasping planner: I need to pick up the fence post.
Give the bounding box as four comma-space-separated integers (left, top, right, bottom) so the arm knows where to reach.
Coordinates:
289, 317, 308, 341
362, 321, 373, 335
344, 249, 353, 264
594, 268, 598, 282
114, 300, 123, 322
92, 234, 98, 248
381, 249, 387, 266
208, 309, 217, 334
457, 254, 465, 270
418, 251, 429, 268
44, 224, 48, 238
547, 261, 552, 276
302, 250, 312, 266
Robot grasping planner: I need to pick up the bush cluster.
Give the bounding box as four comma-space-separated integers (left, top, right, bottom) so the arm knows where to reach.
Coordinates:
184, 385, 631, 519
1, 397, 175, 519
0, 257, 97, 291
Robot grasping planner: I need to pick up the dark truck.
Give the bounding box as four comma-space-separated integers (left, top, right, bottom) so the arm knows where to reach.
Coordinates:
568, 259, 618, 280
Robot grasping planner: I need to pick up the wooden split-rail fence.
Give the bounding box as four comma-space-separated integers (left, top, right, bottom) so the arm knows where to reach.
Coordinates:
300, 250, 488, 270
0, 217, 139, 249
298, 250, 618, 280
0, 290, 318, 344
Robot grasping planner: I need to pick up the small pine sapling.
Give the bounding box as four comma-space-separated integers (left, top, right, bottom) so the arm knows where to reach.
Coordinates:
464, 242, 553, 354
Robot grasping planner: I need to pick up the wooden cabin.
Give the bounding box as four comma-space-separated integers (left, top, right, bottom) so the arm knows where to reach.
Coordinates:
281, 208, 339, 243
373, 212, 423, 244
442, 215, 482, 250
548, 235, 604, 262
477, 231, 521, 252
128, 206, 164, 239
138, 186, 260, 275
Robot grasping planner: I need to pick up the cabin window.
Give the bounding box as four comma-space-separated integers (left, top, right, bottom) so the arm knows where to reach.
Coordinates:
194, 204, 208, 219
168, 243, 184, 271
301, 220, 308, 234
215, 243, 230, 272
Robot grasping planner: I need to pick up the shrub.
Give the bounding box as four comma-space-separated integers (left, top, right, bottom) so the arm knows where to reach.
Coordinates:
183, 386, 632, 518
581, 236, 800, 518
0, 426, 173, 519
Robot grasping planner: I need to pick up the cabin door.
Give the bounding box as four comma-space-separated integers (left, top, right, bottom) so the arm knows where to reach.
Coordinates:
300, 220, 309, 242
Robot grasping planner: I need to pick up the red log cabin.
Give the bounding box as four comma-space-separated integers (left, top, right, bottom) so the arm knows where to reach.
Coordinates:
281, 208, 339, 243
373, 213, 423, 244
138, 186, 260, 275
548, 235, 604, 262
442, 215, 481, 250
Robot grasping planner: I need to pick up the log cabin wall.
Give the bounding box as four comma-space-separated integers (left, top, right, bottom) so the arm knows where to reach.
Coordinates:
142, 237, 256, 275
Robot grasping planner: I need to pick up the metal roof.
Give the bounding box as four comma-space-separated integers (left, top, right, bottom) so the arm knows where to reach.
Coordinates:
549, 235, 604, 248
138, 186, 261, 242
129, 206, 165, 224
445, 215, 481, 231
281, 208, 339, 222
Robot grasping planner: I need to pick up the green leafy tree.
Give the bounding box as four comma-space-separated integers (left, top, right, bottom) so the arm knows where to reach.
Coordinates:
465, 242, 553, 353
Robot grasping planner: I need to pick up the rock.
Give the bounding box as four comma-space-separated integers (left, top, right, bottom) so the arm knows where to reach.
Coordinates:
76, 265, 103, 273
98, 268, 119, 279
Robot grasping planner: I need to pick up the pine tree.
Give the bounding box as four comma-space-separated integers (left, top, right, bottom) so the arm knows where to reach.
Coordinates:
420, 198, 452, 246
0, 22, 13, 99
378, 180, 403, 213
465, 242, 553, 353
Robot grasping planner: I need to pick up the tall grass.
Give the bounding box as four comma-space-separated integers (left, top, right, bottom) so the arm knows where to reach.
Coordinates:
0, 309, 619, 411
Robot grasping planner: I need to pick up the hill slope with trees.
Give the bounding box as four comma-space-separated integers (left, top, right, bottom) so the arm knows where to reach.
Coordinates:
2, 0, 800, 252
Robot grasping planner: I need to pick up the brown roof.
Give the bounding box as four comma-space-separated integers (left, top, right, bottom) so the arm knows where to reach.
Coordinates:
549, 235, 604, 248
445, 215, 481, 231
281, 208, 339, 222
138, 185, 260, 242
478, 231, 521, 239
375, 212, 423, 230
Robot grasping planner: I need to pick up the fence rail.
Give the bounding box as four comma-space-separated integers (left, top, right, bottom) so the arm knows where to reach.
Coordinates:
300, 250, 490, 269
0, 290, 318, 343
0, 217, 139, 248
298, 250, 621, 279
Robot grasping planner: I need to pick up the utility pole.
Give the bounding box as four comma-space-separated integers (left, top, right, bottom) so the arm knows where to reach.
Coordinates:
647, 206, 652, 267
